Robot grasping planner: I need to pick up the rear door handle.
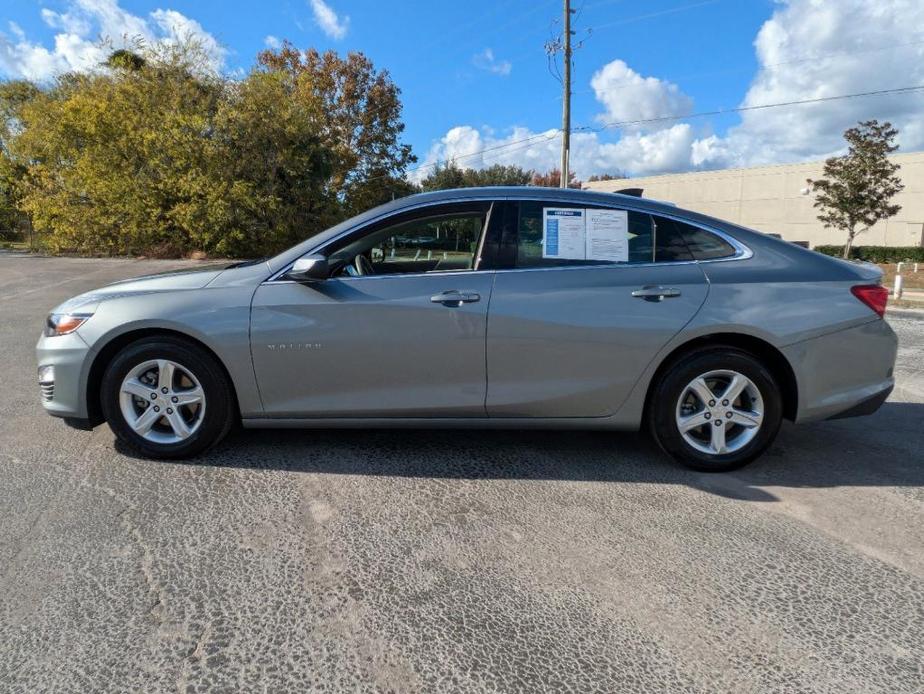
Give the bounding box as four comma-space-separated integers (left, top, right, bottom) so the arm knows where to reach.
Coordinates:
631, 286, 681, 301
430, 290, 481, 306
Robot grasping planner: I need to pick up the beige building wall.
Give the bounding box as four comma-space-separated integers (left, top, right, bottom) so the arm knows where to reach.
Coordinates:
583, 151, 924, 248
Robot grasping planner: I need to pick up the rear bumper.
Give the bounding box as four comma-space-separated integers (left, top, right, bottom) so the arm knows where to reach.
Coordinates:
783, 318, 898, 423
826, 384, 893, 420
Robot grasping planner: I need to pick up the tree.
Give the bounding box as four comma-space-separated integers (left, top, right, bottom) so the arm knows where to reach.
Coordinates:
531, 168, 581, 189
419, 161, 533, 191
208, 68, 336, 256
5, 41, 416, 257
105, 49, 146, 72
464, 164, 533, 187
419, 161, 467, 192
809, 120, 904, 259
587, 172, 626, 183
257, 43, 416, 216
0, 81, 39, 237
12, 46, 231, 255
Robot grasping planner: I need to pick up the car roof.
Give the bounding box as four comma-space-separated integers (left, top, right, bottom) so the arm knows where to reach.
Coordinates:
396, 186, 677, 213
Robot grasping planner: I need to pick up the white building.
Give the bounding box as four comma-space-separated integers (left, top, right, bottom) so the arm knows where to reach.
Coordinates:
583, 151, 924, 248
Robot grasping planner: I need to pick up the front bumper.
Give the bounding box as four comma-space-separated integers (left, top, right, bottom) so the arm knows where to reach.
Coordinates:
35, 330, 92, 420
783, 318, 898, 423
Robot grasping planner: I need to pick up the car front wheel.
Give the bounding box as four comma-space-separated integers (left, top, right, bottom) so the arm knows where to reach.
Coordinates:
101, 337, 235, 459
649, 348, 783, 472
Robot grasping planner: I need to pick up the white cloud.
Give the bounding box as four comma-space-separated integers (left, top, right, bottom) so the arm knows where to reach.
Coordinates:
417, 59, 698, 179
411, 122, 695, 182
264, 35, 282, 50
590, 59, 692, 130
0, 0, 226, 81
420, 1, 924, 179
692, 0, 924, 168
472, 48, 511, 77
40, 8, 92, 36
308, 0, 349, 40
150, 8, 226, 68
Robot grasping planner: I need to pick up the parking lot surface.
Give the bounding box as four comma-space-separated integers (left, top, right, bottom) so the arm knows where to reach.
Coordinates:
2, 255, 923, 693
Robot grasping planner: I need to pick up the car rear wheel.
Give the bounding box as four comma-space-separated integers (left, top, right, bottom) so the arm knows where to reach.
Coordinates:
101, 337, 235, 459
648, 348, 782, 472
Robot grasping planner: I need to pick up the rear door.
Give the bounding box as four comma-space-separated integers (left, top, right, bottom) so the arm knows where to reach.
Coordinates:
485, 200, 709, 417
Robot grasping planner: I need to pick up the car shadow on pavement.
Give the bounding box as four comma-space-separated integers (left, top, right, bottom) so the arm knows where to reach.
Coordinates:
116, 402, 924, 501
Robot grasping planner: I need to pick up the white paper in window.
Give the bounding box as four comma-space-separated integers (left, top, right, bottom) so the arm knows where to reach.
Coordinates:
542, 208, 586, 259
585, 209, 628, 262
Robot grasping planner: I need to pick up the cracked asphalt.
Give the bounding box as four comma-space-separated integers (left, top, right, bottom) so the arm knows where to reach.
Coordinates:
2, 255, 924, 693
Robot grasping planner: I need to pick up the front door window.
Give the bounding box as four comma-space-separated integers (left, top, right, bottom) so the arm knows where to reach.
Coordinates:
328, 207, 490, 277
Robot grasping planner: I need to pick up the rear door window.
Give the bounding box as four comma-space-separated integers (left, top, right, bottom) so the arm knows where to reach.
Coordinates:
505, 201, 694, 268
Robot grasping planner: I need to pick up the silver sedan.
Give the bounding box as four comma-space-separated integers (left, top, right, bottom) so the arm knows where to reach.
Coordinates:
36, 187, 898, 471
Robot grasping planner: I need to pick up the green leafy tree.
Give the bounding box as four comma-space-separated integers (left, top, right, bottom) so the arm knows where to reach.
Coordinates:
257, 44, 416, 216
13, 45, 229, 255
5, 40, 415, 257
419, 161, 533, 191
419, 161, 467, 191
464, 164, 533, 187
587, 172, 626, 182
809, 120, 904, 259
0, 81, 39, 238
207, 68, 335, 256
105, 48, 147, 72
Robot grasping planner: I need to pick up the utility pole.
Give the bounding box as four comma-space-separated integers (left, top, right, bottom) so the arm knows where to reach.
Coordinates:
559, 0, 573, 188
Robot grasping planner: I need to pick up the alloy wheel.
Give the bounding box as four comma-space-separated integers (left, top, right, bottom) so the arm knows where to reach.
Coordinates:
674, 369, 764, 456
119, 359, 206, 444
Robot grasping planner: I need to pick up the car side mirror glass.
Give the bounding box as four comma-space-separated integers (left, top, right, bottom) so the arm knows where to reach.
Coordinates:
287, 254, 330, 282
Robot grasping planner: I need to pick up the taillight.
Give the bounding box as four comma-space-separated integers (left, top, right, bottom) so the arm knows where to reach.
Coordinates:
850, 284, 889, 318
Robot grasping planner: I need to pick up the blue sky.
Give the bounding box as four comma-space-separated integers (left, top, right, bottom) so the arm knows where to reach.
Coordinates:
2, 0, 924, 179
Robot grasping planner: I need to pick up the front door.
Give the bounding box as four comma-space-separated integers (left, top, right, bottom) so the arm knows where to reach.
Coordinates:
486, 200, 710, 417
251, 202, 495, 418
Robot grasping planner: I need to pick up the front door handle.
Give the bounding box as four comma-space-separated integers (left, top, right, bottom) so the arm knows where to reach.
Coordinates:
430, 290, 481, 306
631, 286, 681, 301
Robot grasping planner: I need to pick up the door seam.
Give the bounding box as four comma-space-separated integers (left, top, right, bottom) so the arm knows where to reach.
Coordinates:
483, 271, 497, 417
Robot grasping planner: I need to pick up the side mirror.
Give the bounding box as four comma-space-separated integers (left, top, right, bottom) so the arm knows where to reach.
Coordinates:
287, 254, 330, 282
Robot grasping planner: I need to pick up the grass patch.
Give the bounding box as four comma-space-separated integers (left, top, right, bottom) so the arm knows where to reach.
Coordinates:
878, 263, 924, 291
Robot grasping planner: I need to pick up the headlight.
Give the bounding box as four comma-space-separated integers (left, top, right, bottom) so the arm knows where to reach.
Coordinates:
45, 312, 93, 337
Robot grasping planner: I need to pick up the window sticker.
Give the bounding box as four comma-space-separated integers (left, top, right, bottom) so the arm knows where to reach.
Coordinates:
585, 209, 628, 262
541, 207, 629, 262
542, 208, 586, 260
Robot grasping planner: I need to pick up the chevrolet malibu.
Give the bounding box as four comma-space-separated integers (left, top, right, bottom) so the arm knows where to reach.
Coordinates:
36, 187, 898, 471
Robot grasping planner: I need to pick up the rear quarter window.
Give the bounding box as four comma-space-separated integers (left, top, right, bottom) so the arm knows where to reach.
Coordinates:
672, 220, 737, 260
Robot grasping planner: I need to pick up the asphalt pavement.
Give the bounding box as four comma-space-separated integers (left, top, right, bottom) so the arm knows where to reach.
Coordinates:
1, 255, 923, 693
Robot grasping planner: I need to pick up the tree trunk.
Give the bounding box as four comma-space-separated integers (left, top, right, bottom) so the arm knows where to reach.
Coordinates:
842, 227, 855, 259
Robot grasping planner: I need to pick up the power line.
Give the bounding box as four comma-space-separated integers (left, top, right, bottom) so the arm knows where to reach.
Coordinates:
569, 35, 924, 98
584, 84, 924, 132
400, 130, 562, 178
381, 83, 924, 184
590, 0, 722, 32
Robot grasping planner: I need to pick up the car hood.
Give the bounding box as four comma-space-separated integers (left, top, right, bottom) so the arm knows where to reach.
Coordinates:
50, 265, 227, 314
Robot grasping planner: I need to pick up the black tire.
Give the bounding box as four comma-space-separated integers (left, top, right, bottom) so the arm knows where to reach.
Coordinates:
648, 347, 782, 472
101, 336, 235, 459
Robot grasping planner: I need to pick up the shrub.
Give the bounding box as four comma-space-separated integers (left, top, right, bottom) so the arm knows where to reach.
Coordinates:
812, 245, 924, 263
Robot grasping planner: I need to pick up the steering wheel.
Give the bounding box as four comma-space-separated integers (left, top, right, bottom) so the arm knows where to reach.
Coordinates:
354, 254, 375, 276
